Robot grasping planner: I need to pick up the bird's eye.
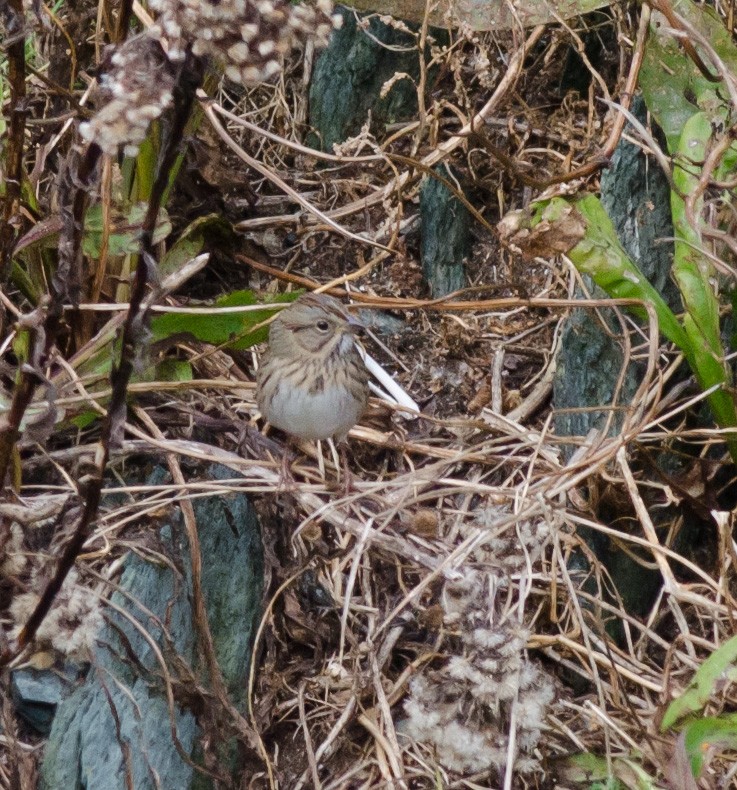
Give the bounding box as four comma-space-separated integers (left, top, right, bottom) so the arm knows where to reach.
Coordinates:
316, 319, 330, 332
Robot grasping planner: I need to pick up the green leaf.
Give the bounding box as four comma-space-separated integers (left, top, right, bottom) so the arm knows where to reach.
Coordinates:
613, 758, 662, 789
523, 192, 737, 462
155, 358, 193, 382
671, 114, 720, 351
12, 323, 31, 371
670, 113, 737, 458
564, 752, 612, 782
640, 0, 737, 151
549, 195, 689, 350
150, 290, 300, 350
73, 291, 296, 398
560, 753, 652, 789
681, 715, 737, 777
158, 213, 232, 280
70, 409, 101, 430
11, 250, 43, 303
662, 634, 737, 729
134, 135, 157, 202
83, 203, 171, 258
74, 331, 121, 381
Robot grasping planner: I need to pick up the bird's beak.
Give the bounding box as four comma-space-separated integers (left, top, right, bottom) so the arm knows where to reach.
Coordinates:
345, 311, 365, 334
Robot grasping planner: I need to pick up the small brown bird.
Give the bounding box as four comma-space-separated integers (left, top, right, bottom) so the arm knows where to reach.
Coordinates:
256, 293, 369, 442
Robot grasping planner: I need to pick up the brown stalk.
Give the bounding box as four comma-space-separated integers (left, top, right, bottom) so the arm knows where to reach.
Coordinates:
0, 141, 102, 496
113, 0, 135, 43
238, 254, 670, 315
0, 0, 28, 282
6, 53, 206, 665
647, 0, 722, 83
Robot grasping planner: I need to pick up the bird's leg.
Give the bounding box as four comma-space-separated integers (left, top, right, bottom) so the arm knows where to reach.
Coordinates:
276, 440, 299, 490
328, 438, 355, 495
278, 449, 292, 489
341, 448, 354, 496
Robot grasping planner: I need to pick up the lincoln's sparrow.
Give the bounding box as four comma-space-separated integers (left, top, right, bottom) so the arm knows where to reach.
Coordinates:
256, 293, 369, 442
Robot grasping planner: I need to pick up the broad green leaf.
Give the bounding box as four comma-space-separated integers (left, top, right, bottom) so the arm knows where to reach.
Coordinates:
83, 203, 171, 258
662, 634, 737, 729
534, 196, 689, 349
682, 715, 737, 777
73, 292, 296, 393
151, 290, 300, 350
155, 358, 193, 382
159, 233, 205, 281
640, 0, 737, 151
671, 114, 721, 357
158, 213, 232, 279
74, 328, 122, 382
563, 752, 612, 782
670, 113, 737, 457
70, 409, 100, 430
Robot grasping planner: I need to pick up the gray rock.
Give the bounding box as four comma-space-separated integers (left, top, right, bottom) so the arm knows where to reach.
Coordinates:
554, 96, 675, 453
600, 97, 677, 311
357, 308, 406, 336
40, 464, 263, 789
553, 305, 639, 444
11, 665, 79, 735
309, 7, 435, 151
553, 97, 675, 628
420, 166, 470, 297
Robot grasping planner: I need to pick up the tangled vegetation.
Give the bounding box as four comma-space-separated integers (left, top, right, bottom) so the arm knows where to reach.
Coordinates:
2, 0, 737, 787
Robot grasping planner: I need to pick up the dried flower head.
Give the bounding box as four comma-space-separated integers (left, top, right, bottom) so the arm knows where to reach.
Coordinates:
79, 35, 176, 157
0, 523, 27, 577
149, 0, 340, 85
403, 579, 555, 775
79, 0, 339, 155
401, 509, 555, 778
10, 568, 103, 660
